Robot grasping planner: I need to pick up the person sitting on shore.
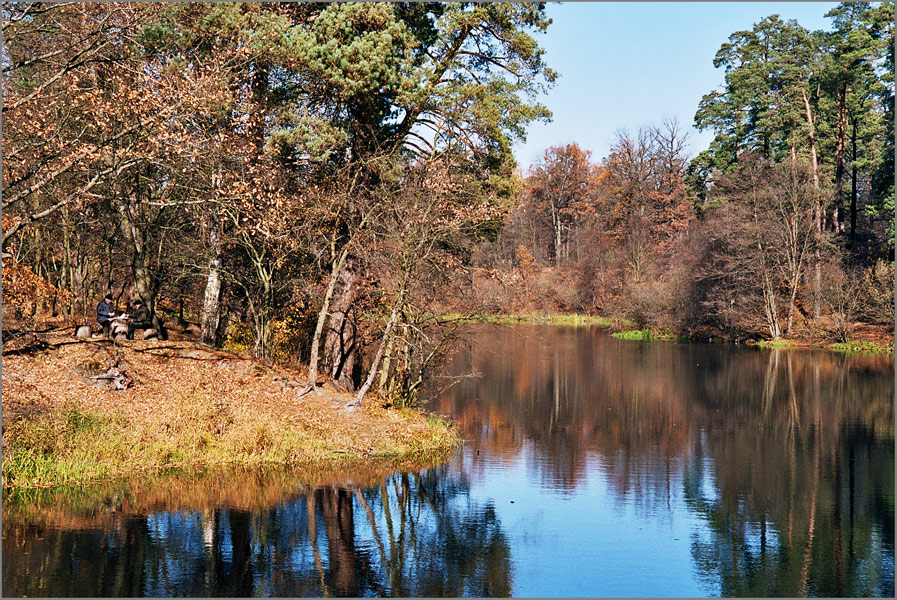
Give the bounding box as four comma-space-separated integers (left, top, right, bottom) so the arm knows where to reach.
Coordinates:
127, 299, 153, 340
96, 293, 117, 338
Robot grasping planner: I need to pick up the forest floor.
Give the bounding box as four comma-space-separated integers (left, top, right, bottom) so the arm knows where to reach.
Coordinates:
2, 327, 459, 492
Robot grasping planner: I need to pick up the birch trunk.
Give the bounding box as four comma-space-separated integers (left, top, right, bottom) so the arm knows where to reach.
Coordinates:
200, 209, 223, 345
551, 203, 562, 266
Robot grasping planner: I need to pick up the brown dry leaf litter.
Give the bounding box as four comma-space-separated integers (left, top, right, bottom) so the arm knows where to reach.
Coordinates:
3, 338, 457, 487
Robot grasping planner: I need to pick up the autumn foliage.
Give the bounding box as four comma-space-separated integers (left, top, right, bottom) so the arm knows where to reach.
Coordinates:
2, 262, 76, 336
2, 2, 893, 382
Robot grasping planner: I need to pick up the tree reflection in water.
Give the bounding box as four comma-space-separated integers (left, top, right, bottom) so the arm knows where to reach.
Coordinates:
432, 326, 894, 597
3, 467, 511, 597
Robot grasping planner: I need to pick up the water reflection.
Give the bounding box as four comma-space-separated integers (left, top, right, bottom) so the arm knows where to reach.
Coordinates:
3, 467, 511, 597
432, 326, 894, 597
3, 326, 893, 597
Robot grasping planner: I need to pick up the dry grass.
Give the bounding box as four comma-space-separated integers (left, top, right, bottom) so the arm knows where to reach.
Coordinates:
2, 339, 459, 490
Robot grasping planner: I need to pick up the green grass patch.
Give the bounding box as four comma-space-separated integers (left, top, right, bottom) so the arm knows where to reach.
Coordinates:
426, 413, 452, 429
751, 339, 795, 349
829, 340, 895, 355
401, 411, 459, 462
612, 329, 652, 340
2, 406, 134, 489
612, 328, 684, 342
441, 312, 615, 327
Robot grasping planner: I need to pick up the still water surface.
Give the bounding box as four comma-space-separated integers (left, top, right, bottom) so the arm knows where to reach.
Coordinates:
3, 325, 894, 597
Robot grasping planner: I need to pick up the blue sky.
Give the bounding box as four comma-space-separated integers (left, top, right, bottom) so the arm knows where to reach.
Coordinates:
512, 2, 837, 170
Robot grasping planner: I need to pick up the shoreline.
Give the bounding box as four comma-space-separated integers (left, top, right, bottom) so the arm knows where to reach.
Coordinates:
444, 312, 895, 356
2, 338, 460, 493
4, 313, 891, 491
609, 326, 895, 355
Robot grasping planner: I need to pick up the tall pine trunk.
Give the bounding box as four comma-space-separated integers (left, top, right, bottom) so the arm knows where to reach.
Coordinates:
304, 177, 368, 394
833, 83, 848, 233
850, 118, 858, 240
802, 89, 822, 320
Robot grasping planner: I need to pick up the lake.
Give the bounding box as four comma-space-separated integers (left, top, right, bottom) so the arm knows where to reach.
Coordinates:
3, 325, 894, 597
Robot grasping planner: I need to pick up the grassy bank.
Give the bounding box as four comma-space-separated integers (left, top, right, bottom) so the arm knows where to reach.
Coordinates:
442, 312, 616, 327
2, 339, 459, 491
612, 327, 893, 355
444, 310, 894, 356
614, 328, 894, 355
611, 328, 686, 342
824, 340, 894, 355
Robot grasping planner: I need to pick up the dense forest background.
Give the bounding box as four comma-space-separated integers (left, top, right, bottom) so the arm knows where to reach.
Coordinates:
3, 3, 894, 401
